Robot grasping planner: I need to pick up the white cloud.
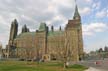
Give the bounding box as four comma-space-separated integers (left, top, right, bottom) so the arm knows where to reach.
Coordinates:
107, 10, 108, 17
96, 11, 106, 18
80, 7, 91, 15
92, 2, 101, 10
82, 22, 107, 36
96, 8, 108, 18
84, 0, 93, 3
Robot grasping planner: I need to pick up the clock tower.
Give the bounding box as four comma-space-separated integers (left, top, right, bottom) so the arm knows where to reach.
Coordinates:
65, 1, 84, 61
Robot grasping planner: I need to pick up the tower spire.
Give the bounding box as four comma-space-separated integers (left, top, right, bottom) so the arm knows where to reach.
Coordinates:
73, 0, 80, 20
22, 24, 29, 33
9, 19, 18, 41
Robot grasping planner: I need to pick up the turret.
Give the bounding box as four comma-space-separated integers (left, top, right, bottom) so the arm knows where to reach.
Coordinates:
39, 22, 47, 32
59, 26, 62, 31
46, 26, 49, 34
22, 24, 29, 33
51, 25, 54, 32
9, 19, 18, 41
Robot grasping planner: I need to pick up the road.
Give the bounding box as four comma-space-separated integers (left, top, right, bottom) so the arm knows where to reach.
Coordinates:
85, 67, 107, 71
78, 60, 108, 71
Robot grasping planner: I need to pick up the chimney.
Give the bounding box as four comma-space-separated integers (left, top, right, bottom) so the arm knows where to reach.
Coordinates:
51, 25, 54, 32
59, 26, 62, 31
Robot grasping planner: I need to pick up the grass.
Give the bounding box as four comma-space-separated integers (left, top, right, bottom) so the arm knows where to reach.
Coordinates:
0, 61, 87, 71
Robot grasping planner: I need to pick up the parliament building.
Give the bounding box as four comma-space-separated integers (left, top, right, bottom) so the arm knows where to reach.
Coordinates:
6, 4, 83, 62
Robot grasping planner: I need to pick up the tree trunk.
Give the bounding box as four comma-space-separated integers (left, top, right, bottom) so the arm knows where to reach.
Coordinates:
64, 61, 68, 68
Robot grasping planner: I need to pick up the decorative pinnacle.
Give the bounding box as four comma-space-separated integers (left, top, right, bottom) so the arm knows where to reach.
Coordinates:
73, 0, 80, 20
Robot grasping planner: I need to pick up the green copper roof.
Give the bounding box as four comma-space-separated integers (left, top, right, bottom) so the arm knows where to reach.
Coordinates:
14, 31, 64, 40
15, 32, 36, 40
39, 22, 46, 31
74, 5, 80, 18
48, 31, 64, 37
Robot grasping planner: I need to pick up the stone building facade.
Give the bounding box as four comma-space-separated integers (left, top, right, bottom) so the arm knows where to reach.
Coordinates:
6, 5, 83, 62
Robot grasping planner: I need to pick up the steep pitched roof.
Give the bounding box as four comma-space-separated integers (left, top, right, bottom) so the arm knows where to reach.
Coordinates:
73, 4, 80, 20
48, 31, 64, 37
15, 32, 36, 40
39, 22, 46, 31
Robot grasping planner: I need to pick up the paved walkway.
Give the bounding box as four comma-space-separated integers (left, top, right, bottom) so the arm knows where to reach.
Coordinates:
85, 67, 107, 71
78, 60, 108, 71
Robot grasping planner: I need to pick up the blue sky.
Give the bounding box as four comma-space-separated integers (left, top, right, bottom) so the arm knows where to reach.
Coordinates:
80, 0, 108, 52
0, 0, 108, 53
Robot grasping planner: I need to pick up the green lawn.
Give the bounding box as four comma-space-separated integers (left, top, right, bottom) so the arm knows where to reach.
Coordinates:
0, 61, 87, 71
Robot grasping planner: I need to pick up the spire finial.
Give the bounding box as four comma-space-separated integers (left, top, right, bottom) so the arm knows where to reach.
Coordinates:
75, 0, 78, 10
73, 0, 80, 20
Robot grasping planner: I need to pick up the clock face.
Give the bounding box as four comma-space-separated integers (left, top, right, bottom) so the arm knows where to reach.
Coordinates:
75, 17, 79, 20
